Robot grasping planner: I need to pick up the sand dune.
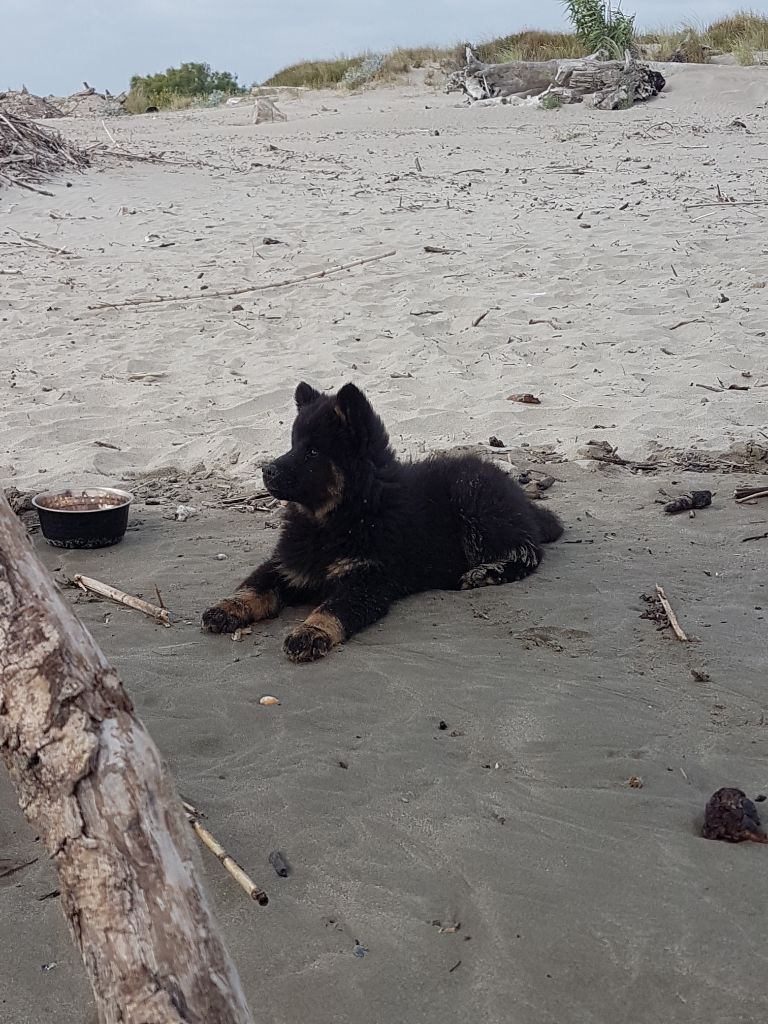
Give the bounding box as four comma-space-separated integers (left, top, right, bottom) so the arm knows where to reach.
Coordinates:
2, 61, 768, 1024
2, 62, 767, 492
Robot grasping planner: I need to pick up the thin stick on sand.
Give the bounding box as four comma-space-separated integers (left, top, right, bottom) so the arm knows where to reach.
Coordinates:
221, 489, 270, 505
5, 227, 71, 256
182, 801, 268, 906
655, 584, 689, 642
73, 573, 171, 625
101, 118, 119, 147
88, 249, 397, 310
685, 200, 768, 210
0, 174, 55, 196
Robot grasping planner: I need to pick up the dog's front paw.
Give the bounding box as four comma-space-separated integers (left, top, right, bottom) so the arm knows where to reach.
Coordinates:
202, 596, 253, 634
202, 588, 280, 634
283, 624, 334, 663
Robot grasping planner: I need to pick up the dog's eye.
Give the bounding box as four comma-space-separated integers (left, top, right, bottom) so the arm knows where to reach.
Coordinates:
305, 447, 319, 460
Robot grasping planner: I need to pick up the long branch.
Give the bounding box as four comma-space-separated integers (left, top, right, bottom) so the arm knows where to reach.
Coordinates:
88, 249, 396, 310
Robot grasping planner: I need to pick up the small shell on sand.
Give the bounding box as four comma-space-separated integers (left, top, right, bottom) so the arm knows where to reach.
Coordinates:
259, 695, 281, 706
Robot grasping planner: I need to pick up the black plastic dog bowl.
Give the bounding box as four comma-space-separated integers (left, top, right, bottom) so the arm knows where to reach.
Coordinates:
32, 488, 133, 549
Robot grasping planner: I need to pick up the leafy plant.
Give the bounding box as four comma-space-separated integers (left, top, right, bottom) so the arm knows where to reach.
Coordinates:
562, 0, 636, 55
539, 90, 564, 109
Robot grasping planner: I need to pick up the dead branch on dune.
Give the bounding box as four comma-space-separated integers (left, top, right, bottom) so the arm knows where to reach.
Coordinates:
0, 494, 255, 1024
447, 46, 665, 110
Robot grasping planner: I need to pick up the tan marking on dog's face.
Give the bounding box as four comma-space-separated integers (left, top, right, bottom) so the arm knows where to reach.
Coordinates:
311, 462, 344, 521
304, 608, 345, 645
283, 463, 344, 522
327, 557, 375, 579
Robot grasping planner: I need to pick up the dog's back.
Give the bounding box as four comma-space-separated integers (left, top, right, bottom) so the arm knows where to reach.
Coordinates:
389, 454, 563, 592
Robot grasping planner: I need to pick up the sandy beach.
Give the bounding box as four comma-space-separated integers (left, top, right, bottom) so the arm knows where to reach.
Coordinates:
2, 61, 768, 1023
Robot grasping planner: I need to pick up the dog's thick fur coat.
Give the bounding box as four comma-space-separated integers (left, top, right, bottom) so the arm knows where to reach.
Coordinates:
202, 383, 563, 662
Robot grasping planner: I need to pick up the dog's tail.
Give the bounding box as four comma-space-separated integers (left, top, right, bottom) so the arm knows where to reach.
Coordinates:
533, 504, 564, 544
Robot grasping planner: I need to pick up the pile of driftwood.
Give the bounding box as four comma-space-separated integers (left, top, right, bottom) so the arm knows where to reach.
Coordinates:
53, 81, 127, 118
448, 47, 665, 110
0, 110, 90, 195
0, 87, 63, 119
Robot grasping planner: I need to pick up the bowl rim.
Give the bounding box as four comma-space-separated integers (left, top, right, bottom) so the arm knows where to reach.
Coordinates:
32, 487, 134, 514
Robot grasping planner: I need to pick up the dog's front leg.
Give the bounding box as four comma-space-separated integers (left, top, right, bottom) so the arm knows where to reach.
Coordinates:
202, 558, 289, 634
283, 570, 392, 663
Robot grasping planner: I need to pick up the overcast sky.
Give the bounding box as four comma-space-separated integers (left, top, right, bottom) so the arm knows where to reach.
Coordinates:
4, 0, 742, 96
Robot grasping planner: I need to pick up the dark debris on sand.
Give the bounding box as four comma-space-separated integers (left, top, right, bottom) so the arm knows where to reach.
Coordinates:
702, 788, 768, 844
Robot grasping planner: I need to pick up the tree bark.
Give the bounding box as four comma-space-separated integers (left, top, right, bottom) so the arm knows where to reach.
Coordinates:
448, 47, 665, 109
0, 494, 255, 1024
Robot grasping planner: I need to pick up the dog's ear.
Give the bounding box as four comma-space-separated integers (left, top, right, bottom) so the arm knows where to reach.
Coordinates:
336, 383, 390, 460
334, 383, 373, 433
295, 382, 321, 408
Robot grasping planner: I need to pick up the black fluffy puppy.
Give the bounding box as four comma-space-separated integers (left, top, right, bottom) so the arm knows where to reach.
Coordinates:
202, 383, 563, 662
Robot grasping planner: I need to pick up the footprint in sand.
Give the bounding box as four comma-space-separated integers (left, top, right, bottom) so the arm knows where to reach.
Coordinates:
513, 625, 592, 653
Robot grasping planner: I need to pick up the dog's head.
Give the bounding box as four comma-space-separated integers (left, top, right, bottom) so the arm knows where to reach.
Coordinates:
262, 382, 391, 515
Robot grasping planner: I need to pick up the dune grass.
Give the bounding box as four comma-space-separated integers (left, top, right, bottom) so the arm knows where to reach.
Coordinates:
639, 10, 768, 63
474, 30, 591, 63
264, 48, 455, 89
638, 25, 711, 62
262, 10, 768, 90
263, 33, 590, 90
707, 10, 768, 51
264, 58, 359, 89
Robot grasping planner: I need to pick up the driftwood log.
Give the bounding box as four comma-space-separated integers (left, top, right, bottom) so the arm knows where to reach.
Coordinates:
0, 494, 254, 1024
448, 47, 665, 110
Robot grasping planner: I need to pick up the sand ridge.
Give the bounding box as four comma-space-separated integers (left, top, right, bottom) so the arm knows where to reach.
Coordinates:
1, 62, 767, 493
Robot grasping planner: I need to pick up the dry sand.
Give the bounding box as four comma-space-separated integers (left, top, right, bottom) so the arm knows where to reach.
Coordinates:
2, 62, 768, 1024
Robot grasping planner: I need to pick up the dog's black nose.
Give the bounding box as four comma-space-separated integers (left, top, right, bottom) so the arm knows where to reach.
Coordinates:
262, 463, 278, 485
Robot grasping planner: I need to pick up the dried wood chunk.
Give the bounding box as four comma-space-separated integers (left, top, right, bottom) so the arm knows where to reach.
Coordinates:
702, 787, 768, 844
663, 490, 712, 514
